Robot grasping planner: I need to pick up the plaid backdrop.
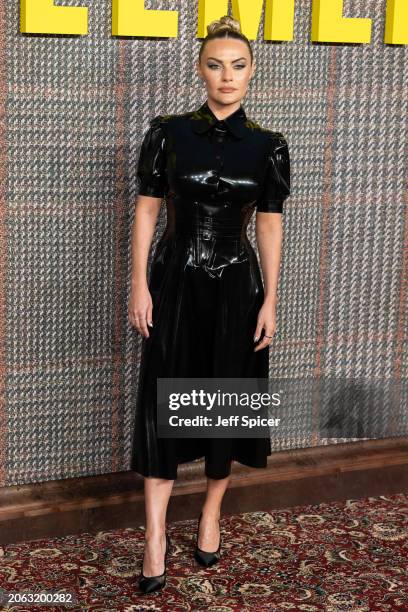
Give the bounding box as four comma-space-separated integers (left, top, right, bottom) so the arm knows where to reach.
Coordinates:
1, 0, 407, 485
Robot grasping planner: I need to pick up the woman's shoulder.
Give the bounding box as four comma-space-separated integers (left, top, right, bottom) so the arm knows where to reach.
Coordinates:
244, 117, 286, 142
148, 111, 191, 128
147, 114, 173, 129
246, 121, 289, 159
146, 110, 208, 141
144, 112, 190, 140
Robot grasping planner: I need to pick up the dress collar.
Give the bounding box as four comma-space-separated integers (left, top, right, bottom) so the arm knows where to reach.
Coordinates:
190, 100, 247, 139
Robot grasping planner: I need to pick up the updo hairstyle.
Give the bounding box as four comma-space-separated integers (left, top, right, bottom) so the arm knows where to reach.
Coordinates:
198, 15, 253, 64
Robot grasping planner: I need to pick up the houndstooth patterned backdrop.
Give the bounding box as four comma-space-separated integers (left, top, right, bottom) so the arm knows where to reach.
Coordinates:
1, 0, 407, 485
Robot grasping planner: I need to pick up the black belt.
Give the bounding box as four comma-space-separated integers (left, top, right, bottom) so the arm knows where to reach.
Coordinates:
175, 217, 243, 240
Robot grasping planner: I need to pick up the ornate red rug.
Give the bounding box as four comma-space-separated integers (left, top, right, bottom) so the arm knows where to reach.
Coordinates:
0, 492, 407, 611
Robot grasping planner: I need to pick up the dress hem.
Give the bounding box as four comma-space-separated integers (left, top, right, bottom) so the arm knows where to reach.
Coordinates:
132, 452, 271, 481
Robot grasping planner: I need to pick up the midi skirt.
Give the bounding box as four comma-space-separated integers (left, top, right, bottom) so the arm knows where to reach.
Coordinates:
131, 223, 272, 480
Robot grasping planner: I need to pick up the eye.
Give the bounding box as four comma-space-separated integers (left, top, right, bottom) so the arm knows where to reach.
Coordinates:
207, 63, 246, 71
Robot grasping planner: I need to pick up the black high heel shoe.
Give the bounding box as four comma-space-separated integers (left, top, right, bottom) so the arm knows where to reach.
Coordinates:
194, 511, 221, 567
139, 532, 171, 594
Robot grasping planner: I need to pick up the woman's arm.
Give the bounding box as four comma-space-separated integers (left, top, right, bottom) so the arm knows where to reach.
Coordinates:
253, 132, 290, 352
253, 212, 283, 352
128, 195, 162, 338
129, 115, 168, 338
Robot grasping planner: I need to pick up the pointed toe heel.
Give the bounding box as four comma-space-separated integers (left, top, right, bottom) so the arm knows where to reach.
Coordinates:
194, 511, 221, 567
139, 532, 171, 594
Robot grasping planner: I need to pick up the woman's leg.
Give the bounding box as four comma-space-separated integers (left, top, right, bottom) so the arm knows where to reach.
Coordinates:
142, 476, 175, 576
198, 475, 230, 551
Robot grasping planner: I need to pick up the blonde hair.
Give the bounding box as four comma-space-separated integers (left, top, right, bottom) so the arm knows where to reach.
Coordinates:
207, 15, 242, 36
199, 15, 253, 63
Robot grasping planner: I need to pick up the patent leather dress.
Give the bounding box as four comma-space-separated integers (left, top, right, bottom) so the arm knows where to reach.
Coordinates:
131, 100, 291, 481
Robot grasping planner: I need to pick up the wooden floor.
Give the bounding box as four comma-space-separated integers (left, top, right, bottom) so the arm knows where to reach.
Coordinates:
1, 437, 407, 545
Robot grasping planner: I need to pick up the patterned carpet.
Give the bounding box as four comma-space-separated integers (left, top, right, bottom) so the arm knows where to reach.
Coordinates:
0, 493, 407, 611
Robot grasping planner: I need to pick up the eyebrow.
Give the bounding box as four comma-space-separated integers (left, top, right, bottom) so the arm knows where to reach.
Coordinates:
206, 57, 247, 63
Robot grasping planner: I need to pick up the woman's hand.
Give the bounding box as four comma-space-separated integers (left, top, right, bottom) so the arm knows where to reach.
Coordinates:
128, 282, 153, 338
253, 299, 277, 352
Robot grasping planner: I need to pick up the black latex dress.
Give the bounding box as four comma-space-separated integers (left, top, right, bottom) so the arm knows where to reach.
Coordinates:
131, 99, 290, 480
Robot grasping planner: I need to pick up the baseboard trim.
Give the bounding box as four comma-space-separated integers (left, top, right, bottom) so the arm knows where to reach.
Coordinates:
1, 437, 407, 545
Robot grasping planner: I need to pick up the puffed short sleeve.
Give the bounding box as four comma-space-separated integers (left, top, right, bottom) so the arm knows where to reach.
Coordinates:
137, 116, 168, 198
256, 133, 290, 213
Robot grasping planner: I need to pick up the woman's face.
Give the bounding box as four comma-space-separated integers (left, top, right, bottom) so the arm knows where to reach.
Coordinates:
197, 37, 255, 108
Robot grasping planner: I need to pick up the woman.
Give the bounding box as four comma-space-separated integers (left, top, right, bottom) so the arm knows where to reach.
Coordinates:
128, 15, 290, 593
